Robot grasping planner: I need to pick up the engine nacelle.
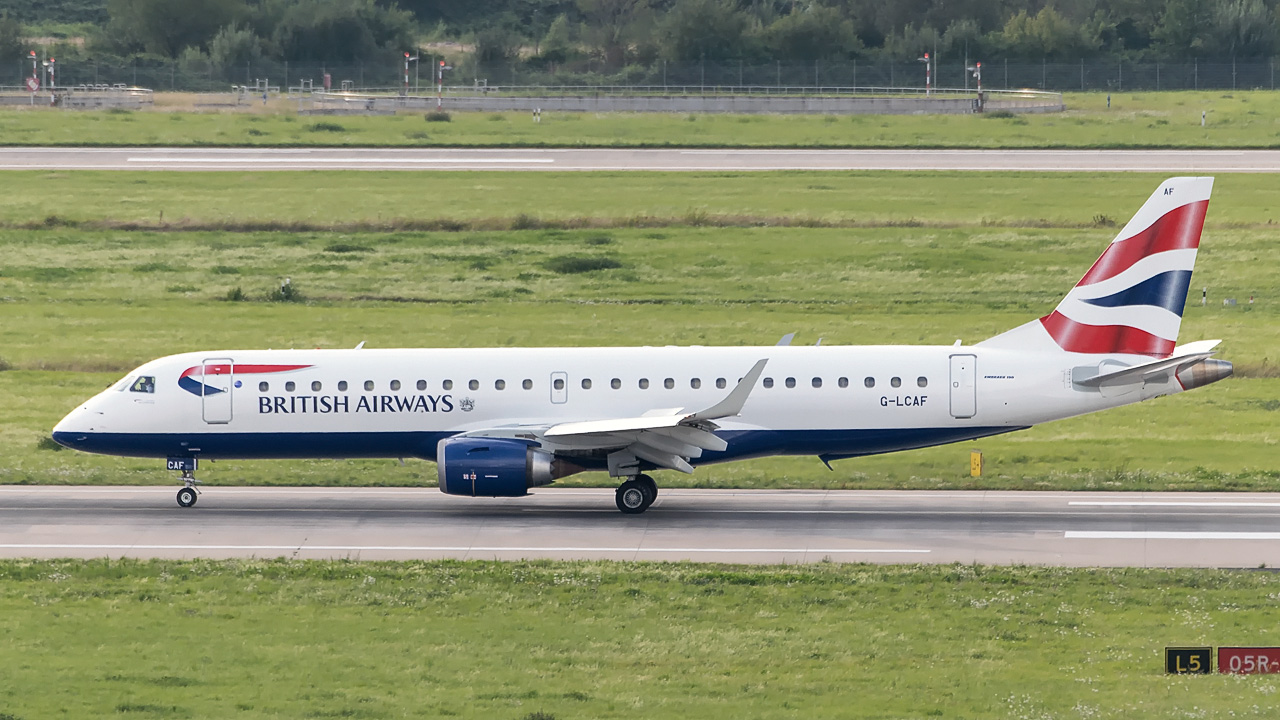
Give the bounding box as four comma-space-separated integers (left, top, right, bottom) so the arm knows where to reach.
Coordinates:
1176, 358, 1233, 391
437, 437, 564, 497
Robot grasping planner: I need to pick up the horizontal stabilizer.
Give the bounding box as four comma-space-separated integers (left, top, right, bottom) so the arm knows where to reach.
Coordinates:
1074, 339, 1221, 388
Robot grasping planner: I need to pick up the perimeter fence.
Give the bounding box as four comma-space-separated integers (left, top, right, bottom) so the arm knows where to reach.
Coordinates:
5, 57, 1280, 94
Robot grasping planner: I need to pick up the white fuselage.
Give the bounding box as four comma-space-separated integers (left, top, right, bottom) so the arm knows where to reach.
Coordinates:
52, 344, 1179, 469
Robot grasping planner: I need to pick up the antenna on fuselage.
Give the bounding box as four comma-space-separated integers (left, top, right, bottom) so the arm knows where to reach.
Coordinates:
354, 341, 366, 349
776, 333, 795, 346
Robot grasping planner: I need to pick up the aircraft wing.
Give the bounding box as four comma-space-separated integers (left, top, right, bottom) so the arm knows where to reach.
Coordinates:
459, 359, 768, 473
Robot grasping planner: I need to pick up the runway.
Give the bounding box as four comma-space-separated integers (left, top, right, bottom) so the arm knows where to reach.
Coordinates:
4, 147, 1280, 172
6, 486, 1280, 567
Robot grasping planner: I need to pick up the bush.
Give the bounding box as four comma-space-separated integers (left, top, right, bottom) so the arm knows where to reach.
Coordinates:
224, 286, 246, 302
543, 255, 623, 274
269, 279, 304, 303
308, 121, 345, 133
36, 436, 63, 451
983, 110, 1016, 119
324, 243, 372, 253
424, 111, 451, 122
0, 356, 11, 371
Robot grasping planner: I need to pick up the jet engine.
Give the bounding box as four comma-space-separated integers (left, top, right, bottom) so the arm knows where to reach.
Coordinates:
1176, 358, 1233, 390
436, 437, 576, 497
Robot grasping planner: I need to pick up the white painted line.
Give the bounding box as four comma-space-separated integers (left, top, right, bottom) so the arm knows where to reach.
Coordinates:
0, 544, 928, 553
1066, 531, 1280, 540
126, 157, 556, 164
1069, 501, 1280, 508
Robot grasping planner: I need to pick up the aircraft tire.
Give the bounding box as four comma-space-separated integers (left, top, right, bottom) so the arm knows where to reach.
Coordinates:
615, 480, 650, 514
177, 487, 198, 508
637, 474, 658, 504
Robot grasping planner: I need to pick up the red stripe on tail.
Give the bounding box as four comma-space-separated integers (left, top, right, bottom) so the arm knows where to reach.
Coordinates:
1039, 311, 1175, 357
1077, 200, 1208, 286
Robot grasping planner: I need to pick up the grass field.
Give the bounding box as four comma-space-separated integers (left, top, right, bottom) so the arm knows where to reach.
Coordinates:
0, 169, 1275, 490
4, 91, 1280, 147
3, 559, 1280, 719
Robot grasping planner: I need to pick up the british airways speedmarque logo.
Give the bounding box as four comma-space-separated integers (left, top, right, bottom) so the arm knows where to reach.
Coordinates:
178, 364, 311, 396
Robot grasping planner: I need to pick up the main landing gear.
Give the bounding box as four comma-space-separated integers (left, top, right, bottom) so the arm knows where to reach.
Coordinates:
615, 474, 658, 514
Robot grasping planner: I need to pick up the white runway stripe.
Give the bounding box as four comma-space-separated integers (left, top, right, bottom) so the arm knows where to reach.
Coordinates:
1066, 531, 1280, 540
127, 157, 556, 164
0, 544, 929, 554
1070, 501, 1280, 508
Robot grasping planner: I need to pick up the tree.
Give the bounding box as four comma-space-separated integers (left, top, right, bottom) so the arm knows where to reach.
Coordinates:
1210, 0, 1276, 57
577, 0, 649, 67
539, 13, 575, 62
106, 0, 246, 57
997, 5, 1097, 59
0, 13, 25, 73
660, 0, 752, 62
1152, 0, 1213, 57
763, 5, 861, 63
208, 24, 263, 76
273, 0, 414, 62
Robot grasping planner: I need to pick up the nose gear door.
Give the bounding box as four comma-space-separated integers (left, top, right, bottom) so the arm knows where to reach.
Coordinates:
201, 358, 234, 424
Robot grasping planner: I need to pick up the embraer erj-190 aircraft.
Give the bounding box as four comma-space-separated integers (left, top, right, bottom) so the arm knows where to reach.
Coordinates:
54, 177, 1231, 513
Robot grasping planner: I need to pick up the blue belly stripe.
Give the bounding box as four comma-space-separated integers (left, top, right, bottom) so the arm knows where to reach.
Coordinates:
53, 426, 1025, 467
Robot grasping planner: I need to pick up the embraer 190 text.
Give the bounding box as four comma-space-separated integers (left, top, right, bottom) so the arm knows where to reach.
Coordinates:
54, 177, 1232, 513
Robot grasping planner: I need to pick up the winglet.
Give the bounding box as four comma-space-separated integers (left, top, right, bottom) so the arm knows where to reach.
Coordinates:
685, 359, 768, 423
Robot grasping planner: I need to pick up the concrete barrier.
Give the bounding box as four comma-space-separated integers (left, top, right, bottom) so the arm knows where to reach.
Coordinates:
313, 90, 1064, 115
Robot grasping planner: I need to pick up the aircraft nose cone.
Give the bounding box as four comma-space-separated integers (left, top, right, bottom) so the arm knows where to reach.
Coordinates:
52, 408, 95, 450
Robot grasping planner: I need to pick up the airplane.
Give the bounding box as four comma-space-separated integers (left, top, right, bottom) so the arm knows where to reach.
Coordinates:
53, 176, 1232, 514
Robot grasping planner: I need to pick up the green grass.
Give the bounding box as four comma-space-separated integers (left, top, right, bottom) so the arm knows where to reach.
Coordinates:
5, 91, 1280, 147
8, 170, 1280, 230
3, 559, 1280, 719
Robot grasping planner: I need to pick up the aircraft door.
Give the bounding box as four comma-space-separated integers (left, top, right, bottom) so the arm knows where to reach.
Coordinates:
201, 358, 234, 424
949, 354, 976, 419
550, 371, 568, 404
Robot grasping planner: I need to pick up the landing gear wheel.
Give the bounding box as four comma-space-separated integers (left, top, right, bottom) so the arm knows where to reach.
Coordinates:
615, 479, 652, 514
637, 474, 658, 505
176, 486, 198, 508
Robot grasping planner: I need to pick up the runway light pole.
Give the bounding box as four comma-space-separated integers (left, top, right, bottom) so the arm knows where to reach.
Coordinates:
436, 59, 452, 109
917, 52, 931, 96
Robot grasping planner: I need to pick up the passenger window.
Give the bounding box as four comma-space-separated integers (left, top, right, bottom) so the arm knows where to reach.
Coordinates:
312, 381, 322, 392
285, 381, 296, 392
763, 377, 774, 388
639, 378, 649, 389
838, 377, 849, 388
443, 380, 453, 390
364, 380, 375, 391
812, 377, 822, 388
582, 378, 592, 389
864, 377, 875, 388
891, 377, 902, 388
716, 378, 726, 389
129, 376, 156, 394
390, 380, 401, 391
417, 380, 427, 391
338, 381, 348, 391
523, 379, 533, 390
611, 378, 621, 389
664, 378, 674, 389
785, 377, 796, 388
495, 379, 506, 390
469, 380, 479, 391
259, 381, 269, 392
917, 376, 928, 388
691, 378, 701, 389
554, 378, 565, 390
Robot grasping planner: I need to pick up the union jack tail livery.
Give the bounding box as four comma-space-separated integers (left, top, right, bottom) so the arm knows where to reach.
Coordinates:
982, 177, 1213, 357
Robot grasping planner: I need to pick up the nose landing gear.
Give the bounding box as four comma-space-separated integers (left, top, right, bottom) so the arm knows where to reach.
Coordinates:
167, 457, 201, 508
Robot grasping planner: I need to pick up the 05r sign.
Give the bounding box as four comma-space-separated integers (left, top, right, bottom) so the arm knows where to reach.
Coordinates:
1219, 647, 1280, 675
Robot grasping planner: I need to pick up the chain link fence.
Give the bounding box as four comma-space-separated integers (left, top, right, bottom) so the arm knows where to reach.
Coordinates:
5, 57, 1279, 94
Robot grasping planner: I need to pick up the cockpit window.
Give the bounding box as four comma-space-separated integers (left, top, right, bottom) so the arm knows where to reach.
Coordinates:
130, 376, 156, 394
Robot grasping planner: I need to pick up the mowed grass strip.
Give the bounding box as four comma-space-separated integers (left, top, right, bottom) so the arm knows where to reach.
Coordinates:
7, 171, 1280, 229
2, 559, 1279, 720
3, 91, 1280, 148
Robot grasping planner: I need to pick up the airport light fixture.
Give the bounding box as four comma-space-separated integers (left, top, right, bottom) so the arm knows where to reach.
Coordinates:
436, 59, 453, 109
917, 53, 931, 96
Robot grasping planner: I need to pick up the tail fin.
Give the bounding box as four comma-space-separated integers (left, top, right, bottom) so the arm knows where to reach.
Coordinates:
980, 176, 1213, 357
